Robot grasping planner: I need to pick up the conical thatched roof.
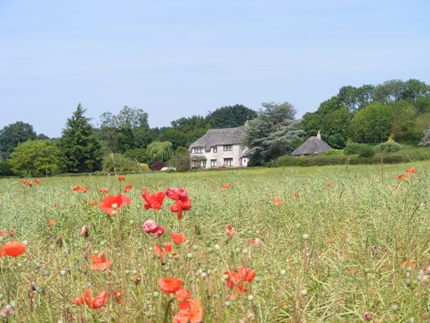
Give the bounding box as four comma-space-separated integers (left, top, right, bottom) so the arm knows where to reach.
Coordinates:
189, 127, 243, 151
291, 136, 332, 156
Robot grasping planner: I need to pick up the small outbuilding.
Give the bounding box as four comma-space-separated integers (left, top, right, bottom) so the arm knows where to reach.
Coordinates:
291, 131, 332, 156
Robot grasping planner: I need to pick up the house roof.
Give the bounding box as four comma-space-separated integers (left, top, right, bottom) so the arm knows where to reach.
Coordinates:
189, 127, 243, 151
291, 136, 332, 156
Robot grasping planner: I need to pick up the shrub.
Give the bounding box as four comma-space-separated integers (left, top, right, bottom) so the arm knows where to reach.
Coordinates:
358, 145, 375, 158
102, 153, 141, 173
169, 147, 191, 172
375, 141, 401, 154
344, 143, 362, 155
324, 149, 344, 156
124, 148, 148, 163
420, 127, 430, 147
150, 161, 166, 171
0, 160, 14, 176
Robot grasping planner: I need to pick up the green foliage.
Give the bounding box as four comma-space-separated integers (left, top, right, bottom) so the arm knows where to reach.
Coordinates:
102, 153, 142, 173
358, 144, 375, 158
58, 104, 103, 173
146, 141, 174, 163
168, 147, 191, 172
324, 149, 344, 156
350, 102, 394, 143
344, 143, 363, 155
9, 140, 61, 176
0, 160, 14, 176
244, 102, 304, 165
0, 121, 37, 158
375, 140, 401, 154
206, 104, 257, 128
124, 148, 149, 163
158, 128, 189, 149
389, 100, 419, 141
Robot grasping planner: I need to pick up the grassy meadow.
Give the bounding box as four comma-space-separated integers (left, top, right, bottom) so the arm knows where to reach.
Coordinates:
0, 162, 430, 322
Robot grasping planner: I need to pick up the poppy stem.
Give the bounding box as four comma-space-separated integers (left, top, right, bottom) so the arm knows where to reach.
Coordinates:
162, 297, 175, 323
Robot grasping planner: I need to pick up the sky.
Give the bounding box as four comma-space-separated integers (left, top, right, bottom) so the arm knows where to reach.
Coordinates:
1, 0, 429, 137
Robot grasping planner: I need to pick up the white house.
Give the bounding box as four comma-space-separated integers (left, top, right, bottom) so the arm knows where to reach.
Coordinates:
189, 127, 250, 168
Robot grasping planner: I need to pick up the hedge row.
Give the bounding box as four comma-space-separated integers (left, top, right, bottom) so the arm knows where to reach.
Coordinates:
270, 148, 430, 167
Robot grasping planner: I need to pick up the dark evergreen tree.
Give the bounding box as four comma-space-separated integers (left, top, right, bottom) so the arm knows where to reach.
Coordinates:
58, 104, 102, 172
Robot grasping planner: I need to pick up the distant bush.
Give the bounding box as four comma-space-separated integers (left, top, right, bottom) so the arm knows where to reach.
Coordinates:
375, 141, 401, 154
358, 145, 375, 158
102, 153, 142, 173
344, 143, 362, 155
0, 160, 14, 176
150, 161, 166, 171
124, 148, 148, 163
324, 149, 344, 156
420, 127, 430, 147
168, 147, 191, 172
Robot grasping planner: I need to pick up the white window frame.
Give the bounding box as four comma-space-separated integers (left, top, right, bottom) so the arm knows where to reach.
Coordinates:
224, 158, 233, 166
193, 147, 203, 154
212, 146, 217, 153
223, 145, 233, 152
210, 159, 217, 167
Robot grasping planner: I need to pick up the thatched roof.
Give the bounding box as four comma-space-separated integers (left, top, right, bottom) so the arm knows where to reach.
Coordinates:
291, 136, 332, 156
189, 127, 243, 151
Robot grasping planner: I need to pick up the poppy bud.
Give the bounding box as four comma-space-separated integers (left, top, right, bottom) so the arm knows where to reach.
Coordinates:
80, 225, 90, 238
0, 305, 12, 319
55, 236, 63, 247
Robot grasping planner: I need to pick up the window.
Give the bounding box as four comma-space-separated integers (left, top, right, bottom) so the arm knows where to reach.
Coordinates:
212, 146, 217, 153
224, 158, 233, 166
193, 147, 203, 154
200, 160, 206, 168
211, 159, 217, 167
223, 145, 233, 151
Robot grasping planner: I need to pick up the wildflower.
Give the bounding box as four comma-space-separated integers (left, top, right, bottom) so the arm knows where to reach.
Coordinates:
112, 290, 124, 304
225, 225, 235, 239
402, 260, 415, 268
90, 254, 113, 271
175, 288, 192, 301
327, 181, 334, 188
171, 232, 187, 245
363, 312, 373, 321
48, 219, 56, 226
166, 188, 189, 202
2, 241, 26, 258
170, 199, 192, 220
153, 242, 172, 260
117, 176, 126, 182
98, 194, 131, 216
124, 184, 132, 193
141, 189, 165, 211
396, 174, 410, 182
70, 296, 85, 305
273, 197, 282, 205
222, 183, 232, 189
159, 277, 182, 294
143, 220, 165, 237
173, 299, 203, 323
248, 238, 261, 246
84, 289, 108, 309
405, 166, 417, 174
293, 192, 299, 198
88, 201, 97, 206
21, 179, 33, 187
34, 178, 40, 185
224, 266, 256, 292
98, 188, 109, 194
72, 185, 89, 193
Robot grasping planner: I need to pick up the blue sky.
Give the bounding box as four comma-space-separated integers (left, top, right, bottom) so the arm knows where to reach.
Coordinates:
1, 0, 429, 137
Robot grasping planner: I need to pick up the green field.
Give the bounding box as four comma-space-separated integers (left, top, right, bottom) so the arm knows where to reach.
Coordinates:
0, 162, 429, 322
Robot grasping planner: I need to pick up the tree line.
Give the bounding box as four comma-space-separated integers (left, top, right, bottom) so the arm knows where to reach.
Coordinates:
1, 78, 429, 176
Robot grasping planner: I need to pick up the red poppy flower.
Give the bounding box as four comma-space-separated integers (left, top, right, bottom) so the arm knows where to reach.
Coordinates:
72, 185, 89, 193
70, 296, 85, 305
225, 224, 235, 239
248, 238, 261, 246
222, 183, 232, 189
117, 176, 126, 182
170, 199, 191, 220
173, 299, 203, 323
2, 241, 26, 258
112, 290, 124, 304
396, 174, 410, 182
166, 188, 189, 202
153, 242, 172, 260
84, 289, 108, 309
0, 248, 4, 257
34, 178, 40, 185
293, 192, 299, 198
98, 187, 109, 194
48, 219, 57, 226
224, 266, 256, 292
142, 189, 165, 211
171, 232, 187, 245
124, 184, 132, 193
90, 254, 113, 271
405, 166, 417, 174
402, 260, 415, 268
273, 197, 282, 205
327, 181, 334, 189
159, 277, 182, 294
175, 288, 192, 302
98, 194, 131, 216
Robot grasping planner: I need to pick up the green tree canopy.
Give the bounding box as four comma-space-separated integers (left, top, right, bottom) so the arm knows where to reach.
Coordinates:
0, 121, 37, 158
146, 141, 174, 163
206, 104, 257, 128
58, 104, 103, 172
9, 140, 61, 176
243, 102, 304, 165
